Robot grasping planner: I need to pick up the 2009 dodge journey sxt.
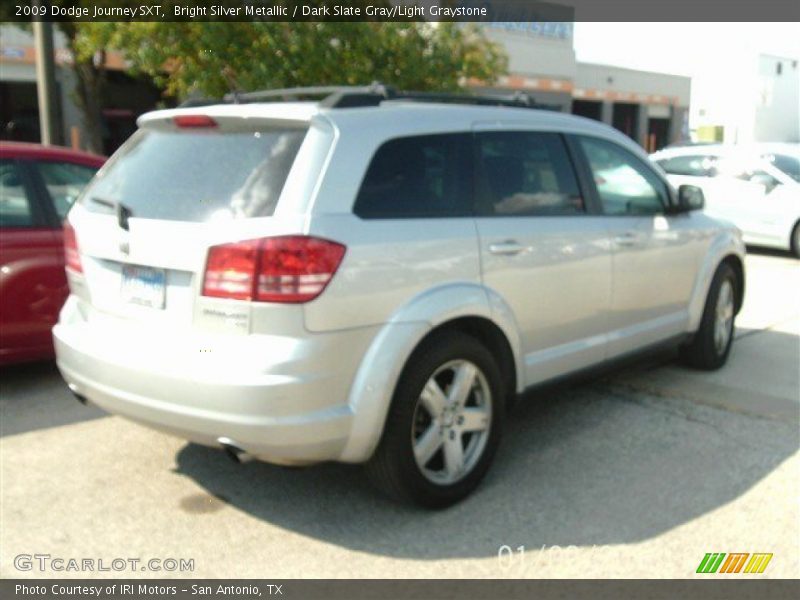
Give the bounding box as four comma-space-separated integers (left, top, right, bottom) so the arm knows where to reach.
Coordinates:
55, 85, 745, 507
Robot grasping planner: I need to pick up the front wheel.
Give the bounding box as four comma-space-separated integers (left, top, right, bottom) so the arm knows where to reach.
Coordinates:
791, 222, 800, 259
680, 263, 738, 370
366, 331, 505, 508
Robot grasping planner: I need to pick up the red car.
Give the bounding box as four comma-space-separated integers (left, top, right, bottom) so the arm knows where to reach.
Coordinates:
0, 142, 105, 365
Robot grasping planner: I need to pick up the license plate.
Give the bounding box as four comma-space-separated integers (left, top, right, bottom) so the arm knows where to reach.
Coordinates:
121, 264, 166, 309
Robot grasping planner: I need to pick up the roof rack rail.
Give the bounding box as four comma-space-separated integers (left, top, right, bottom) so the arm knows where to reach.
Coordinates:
180, 82, 556, 111
222, 82, 394, 106
386, 90, 548, 110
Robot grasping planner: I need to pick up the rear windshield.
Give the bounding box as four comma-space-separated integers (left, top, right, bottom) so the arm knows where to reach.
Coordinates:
80, 126, 308, 221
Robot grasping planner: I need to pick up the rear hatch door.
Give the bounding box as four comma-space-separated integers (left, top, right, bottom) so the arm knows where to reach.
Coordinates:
68, 109, 316, 330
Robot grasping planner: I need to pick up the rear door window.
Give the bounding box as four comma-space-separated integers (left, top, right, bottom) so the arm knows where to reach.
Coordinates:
80, 127, 307, 222
475, 131, 584, 216
353, 133, 472, 219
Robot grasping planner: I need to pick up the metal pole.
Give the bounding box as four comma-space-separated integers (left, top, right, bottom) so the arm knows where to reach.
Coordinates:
33, 12, 60, 145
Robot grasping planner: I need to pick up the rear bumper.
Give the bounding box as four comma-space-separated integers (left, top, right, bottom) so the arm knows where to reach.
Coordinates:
53, 297, 375, 465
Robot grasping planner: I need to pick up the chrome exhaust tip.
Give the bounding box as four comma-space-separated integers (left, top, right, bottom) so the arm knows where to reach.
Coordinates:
217, 437, 253, 464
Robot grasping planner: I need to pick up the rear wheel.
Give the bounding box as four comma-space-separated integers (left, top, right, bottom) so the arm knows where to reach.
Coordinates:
791, 222, 800, 258
680, 263, 738, 370
366, 331, 505, 508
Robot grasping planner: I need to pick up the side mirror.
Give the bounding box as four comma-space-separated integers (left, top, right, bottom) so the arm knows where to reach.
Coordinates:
677, 184, 705, 212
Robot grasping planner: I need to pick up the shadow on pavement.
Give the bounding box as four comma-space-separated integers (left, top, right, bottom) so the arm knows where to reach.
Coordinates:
746, 246, 797, 260
173, 334, 798, 559
0, 361, 107, 437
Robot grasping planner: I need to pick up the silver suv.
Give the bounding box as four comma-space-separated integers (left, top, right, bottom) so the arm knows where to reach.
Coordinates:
55, 86, 746, 507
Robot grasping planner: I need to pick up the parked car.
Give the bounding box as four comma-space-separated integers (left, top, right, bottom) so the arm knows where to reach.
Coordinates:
0, 142, 105, 365
54, 87, 745, 507
651, 143, 800, 256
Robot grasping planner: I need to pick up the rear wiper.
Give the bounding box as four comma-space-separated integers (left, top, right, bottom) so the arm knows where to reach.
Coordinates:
89, 197, 133, 231
117, 203, 132, 231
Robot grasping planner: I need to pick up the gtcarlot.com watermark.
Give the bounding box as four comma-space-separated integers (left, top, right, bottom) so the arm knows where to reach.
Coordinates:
14, 554, 195, 573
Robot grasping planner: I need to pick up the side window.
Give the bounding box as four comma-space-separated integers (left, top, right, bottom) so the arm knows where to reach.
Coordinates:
353, 133, 471, 219
36, 161, 98, 220
0, 160, 36, 228
579, 137, 667, 216
475, 131, 583, 216
657, 155, 716, 177
764, 153, 800, 183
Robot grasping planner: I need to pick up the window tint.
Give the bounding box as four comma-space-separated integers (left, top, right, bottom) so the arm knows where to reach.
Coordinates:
0, 160, 35, 228
353, 134, 472, 219
36, 161, 98, 220
764, 153, 800, 183
657, 155, 716, 177
475, 131, 583, 216
81, 127, 307, 222
579, 137, 666, 216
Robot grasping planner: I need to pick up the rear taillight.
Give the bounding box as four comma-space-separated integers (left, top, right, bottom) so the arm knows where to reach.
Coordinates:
63, 221, 83, 274
202, 236, 346, 304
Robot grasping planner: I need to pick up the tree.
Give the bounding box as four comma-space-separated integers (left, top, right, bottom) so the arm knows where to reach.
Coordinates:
59, 21, 114, 153
95, 22, 508, 100
2, 11, 507, 151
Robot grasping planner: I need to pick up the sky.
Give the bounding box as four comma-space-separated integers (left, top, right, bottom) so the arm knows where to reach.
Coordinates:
572, 23, 800, 77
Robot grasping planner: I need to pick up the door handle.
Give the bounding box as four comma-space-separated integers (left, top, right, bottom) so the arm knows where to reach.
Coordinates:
489, 240, 527, 256
613, 232, 639, 247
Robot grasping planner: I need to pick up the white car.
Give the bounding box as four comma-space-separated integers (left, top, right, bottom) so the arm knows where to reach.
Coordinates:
652, 143, 800, 256
55, 86, 745, 507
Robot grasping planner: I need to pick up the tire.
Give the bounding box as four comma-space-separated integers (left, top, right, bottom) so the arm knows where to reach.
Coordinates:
680, 263, 738, 370
791, 222, 800, 259
366, 331, 505, 509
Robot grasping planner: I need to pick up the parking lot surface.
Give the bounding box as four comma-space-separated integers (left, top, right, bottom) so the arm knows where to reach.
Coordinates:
1, 251, 798, 578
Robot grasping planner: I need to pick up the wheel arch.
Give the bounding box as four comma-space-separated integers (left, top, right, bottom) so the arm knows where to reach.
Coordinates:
339, 283, 522, 463
416, 316, 518, 406
721, 253, 745, 314
790, 219, 800, 256
688, 231, 746, 331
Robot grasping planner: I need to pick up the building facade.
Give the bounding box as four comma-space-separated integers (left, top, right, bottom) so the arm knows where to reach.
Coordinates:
690, 53, 799, 144
476, 23, 691, 152
1, 22, 692, 153
0, 25, 163, 154
753, 54, 799, 143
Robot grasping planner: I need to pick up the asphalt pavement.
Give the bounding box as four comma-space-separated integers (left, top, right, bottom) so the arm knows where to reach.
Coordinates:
1, 250, 798, 578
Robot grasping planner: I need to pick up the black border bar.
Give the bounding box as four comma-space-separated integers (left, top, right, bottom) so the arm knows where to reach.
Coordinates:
4, 0, 800, 22
4, 579, 800, 600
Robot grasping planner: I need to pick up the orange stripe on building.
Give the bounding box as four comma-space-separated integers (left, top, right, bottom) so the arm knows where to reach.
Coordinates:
476, 75, 573, 93
466, 75, 673, 105
1, 45, 126, 69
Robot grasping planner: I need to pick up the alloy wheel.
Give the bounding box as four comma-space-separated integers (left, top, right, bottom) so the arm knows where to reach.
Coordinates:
714, 279, 735, 355
411, 360, 492, 485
